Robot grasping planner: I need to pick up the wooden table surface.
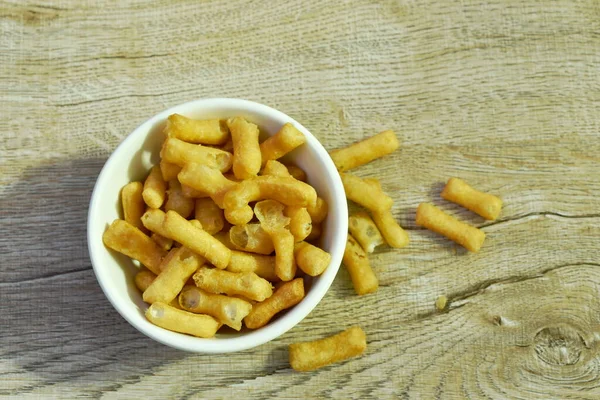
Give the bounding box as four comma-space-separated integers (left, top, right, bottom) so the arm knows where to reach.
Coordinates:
2, 0, 600, 398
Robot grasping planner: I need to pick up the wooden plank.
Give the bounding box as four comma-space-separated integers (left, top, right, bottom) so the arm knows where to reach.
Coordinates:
1, 0, 600, 397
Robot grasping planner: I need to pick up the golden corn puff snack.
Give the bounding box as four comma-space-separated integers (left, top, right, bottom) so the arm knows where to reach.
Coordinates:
161, 137, 232, 172
244, 278, 304, 329
224, 206, 254, 226
159, 159, 181, 182
306, 197, 328, 224
228, 117, 261, 180
271, 228, 297, 281
340, 173, 393, 214
343, 235, 378, 295
162, 210, 231, 269
135, 269, 157, 292
227, 250, 278, 282
348, 212, 384, 253
228, 224, 275, 255
193, 267, 273, 302
146, 302, 220, 338
416, 203, 486, 252
103, 219, 166, 274
305, 222, 322, 242
181, 183, 209, 199
142, 165, 167, 209
178, 163, 237, 208
329, 130, 399, 171
179, 286, 252, 331
141, 208, 170, 237
151, 232, 173, 251
143, 247, 205, 304
441, 177, 503, 220
165, 113, 229, 145
289, 326, 367, 372
372, 210, 409, 249
194, 198, 225, 235
285, 206, 312, 242
165, 180, 195, 219
294, 241, 331, 276
260, 123, 306, 165
254, 200, 296, 281
285, 165, 307, 182
224, 175, 317, 212
121, 181, 146, 232
262, 160, 292, 177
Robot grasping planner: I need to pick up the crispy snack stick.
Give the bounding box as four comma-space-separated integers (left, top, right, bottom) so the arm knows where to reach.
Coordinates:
416, 203, 485, 252
329, 130, 399, 171
289, 326, 367, 371
441, 177, 502, 220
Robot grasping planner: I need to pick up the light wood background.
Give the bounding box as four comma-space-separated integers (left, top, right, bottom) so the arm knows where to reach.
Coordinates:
2, 0, 600, 398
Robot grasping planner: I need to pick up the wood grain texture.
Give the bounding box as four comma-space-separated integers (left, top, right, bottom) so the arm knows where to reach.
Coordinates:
2, 0, 600, 398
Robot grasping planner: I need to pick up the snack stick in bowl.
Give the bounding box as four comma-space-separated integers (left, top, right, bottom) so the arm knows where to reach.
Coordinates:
227, 250, 279, 282
141, 209, 170, 237
143, 247, 205, 304
165, 180, 195, 219
160, 159, 181, 182
193, 267, 273, 302
151, 232, 173, 251
255, 200, 296, 281
224, 176, 317, 211
260, 123, 306, 165
294, 241, 331, 276
179, 286, 252, 331
371, 210, 409, 249
262, 160, 292, 177
121, 181, 146, 231
178, 163, 237, 208
416, 203, 486, 252
348, 212, 384, 253
306, 197, 328, 224
103, 219, 166, 274
329, 130, 399, 172
285, 165, 307, 182
135, 269, 157, 292
194, 198, 225, 235
305, 222, 322, 242
285, 206, 312, 242
289, 326, 367, 372
165, 114, 229, 145
340, 173, 393, 214
181, 183, 209, 199
343, 235, 378, 295
271, 227, 297, 281
228, 117, 261, 180
229, 224, 275, 255
224, 206, 254, 226
146, 302, 220, 338
161, 137, 233, 172
441, 177, 503, 220
142, 165, 167, 209
244, 278, 304, 329
162, 210, 231, 269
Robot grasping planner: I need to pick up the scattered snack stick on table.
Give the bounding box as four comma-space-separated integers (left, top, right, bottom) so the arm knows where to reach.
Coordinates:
441, 177, 503, 220
329, 130, 399, 171
289, 326, 367, 372
343, 235, 379, 295
416, 203, 486, 252
348, 212, 385, 253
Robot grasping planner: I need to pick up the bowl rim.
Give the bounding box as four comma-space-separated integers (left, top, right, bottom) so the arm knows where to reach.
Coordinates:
87, 98, 348, 353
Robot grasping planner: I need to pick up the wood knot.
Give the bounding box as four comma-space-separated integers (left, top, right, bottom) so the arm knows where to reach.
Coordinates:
534, 326, 584, 366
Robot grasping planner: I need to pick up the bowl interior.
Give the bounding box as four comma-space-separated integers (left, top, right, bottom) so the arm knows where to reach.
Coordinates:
88, 98, 348, 353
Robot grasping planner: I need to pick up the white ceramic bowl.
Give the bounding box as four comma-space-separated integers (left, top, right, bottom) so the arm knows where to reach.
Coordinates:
87, 98, 348, 353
